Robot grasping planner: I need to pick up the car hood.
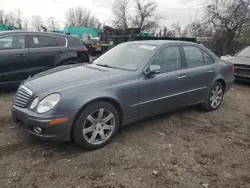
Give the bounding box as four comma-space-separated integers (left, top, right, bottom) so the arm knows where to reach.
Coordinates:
23, 64, 125, 94
224, 56, 250, 65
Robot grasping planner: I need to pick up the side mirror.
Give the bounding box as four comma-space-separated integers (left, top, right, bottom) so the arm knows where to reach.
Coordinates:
144, 65, 161, 75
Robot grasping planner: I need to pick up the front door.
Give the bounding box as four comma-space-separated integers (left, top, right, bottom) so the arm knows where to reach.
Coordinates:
138, 45, 187, 117
0, 34, 29, 85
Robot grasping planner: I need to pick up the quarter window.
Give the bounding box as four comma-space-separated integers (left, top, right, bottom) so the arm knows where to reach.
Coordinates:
29, 35, 57, 48
203, 51, 214, 64
0, 35, 25, 50
183, 46, 204, 67
151, 46, 181, 73
57, 37, 66, 46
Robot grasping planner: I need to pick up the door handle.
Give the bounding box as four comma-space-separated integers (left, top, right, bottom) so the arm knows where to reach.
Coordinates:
178, 74, 187, 79
16, 53, 27, 58
57, 51, 65, 54
208, 69, 215, 73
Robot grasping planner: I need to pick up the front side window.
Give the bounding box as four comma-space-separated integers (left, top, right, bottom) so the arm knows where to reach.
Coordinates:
151, 46, 181, 73
183, 46, 204, 68
0, 35, 25, 50
29, 35, 57, 48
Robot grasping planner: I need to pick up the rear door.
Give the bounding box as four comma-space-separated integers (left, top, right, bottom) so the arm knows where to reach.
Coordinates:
27, 34, 63, 76
0, 34, 29, 85
180, 45, 216, 105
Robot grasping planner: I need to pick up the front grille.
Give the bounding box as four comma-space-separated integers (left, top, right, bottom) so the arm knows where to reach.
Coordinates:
14, 85, 33, 108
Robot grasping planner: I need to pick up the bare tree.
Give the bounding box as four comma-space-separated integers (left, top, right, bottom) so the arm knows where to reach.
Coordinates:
112, 0, 130, 29
0, 9, 28, 30
0, 10, 11, 25
205, 0, 250, 55
163, 26, 167, 36
32, 15, 44, 31
47, 17, 60, 31
158, 29, 162, 37
65, 7, 101, 28
171, 23, 182, 37
14, 9, 23, 30
23, 19, 29, 30
184, 21, 213, 37
0, 10, 16, 26
131, 0, 160, 31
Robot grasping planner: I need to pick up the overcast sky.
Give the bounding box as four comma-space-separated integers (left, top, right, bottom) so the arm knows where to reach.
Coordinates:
2, 0, 208, 29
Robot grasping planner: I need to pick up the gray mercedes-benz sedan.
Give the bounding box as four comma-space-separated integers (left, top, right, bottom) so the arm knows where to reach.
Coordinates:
11, 40, 235, 149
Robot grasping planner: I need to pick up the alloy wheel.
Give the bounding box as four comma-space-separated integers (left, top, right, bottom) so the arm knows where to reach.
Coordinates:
210, 86, 223, 108
82, 108, 115, 145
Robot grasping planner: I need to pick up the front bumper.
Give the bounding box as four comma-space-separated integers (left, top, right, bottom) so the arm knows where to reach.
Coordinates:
11, 106, 73, 141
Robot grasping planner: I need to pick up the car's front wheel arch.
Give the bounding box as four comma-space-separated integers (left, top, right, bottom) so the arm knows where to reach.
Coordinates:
70, 98, 123, 142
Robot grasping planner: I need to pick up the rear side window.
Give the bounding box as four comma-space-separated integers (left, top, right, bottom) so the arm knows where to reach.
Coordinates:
68, 36, 86, 49
202, 51, 214, 64
0, 35, 25, 50
183, 46, 204, 68
57, 37, 66, 46
29, 35, 57, 48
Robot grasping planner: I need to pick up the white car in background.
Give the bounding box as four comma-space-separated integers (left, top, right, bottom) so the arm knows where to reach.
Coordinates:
221, 46, 250, 82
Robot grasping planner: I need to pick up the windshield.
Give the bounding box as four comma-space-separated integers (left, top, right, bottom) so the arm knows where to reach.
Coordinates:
93, 43, 157, 71
236, 46, 250, 58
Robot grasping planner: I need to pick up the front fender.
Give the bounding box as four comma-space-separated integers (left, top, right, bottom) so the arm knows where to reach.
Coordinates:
57, 91, 123, 120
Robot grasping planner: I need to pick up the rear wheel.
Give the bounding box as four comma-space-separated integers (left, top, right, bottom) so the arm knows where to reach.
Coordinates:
201, 82, 224, 111
72, 101, 119, 150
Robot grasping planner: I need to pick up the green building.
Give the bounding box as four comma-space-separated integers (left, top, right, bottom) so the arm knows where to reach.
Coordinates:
0, 25, 19, 31
64, 27, 101, 42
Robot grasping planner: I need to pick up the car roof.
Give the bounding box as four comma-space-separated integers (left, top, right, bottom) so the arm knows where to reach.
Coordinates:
126, 40, 198, 46
0, 30, 68, 37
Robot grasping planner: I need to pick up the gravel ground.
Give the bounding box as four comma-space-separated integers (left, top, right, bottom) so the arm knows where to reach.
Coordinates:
0, 83, 249, 188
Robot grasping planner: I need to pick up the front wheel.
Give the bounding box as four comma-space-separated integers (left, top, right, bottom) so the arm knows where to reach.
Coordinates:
72, 101, 120, 150
201, 82, 224, 111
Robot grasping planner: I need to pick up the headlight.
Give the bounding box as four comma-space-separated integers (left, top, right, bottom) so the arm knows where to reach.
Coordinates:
30, 97, 39, 109
37, 93, 60, 114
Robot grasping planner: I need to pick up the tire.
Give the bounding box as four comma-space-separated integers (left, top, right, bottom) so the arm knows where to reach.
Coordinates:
72, 101, 120, 150
201, 82, 224, 111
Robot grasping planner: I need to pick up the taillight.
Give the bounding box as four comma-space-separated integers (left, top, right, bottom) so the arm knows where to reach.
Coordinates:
232, 65, 235, 75
78, 49, 88, 53
77, 49, 88, 57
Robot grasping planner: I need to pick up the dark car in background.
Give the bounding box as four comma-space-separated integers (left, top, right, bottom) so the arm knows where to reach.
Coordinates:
0, 31, 89, 87
11, 40, 234, 150
222, 46, 250, 82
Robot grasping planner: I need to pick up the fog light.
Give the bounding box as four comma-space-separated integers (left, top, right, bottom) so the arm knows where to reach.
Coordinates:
33, 126, 43, 134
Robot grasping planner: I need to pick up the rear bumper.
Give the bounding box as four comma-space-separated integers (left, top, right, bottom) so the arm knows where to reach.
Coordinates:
225, 78, 235, 93
11, 106, 73, 141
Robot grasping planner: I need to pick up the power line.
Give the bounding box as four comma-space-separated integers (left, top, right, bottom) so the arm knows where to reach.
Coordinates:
161, 4, 203, 14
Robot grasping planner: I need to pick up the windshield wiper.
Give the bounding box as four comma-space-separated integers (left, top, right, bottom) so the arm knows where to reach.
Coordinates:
96, 64, 114, 68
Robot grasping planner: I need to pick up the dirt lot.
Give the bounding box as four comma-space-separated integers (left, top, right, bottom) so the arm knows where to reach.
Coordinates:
0, 83, 249, 188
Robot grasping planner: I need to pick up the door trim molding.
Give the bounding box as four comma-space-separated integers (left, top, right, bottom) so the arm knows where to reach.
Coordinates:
131, 86, 207, 107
